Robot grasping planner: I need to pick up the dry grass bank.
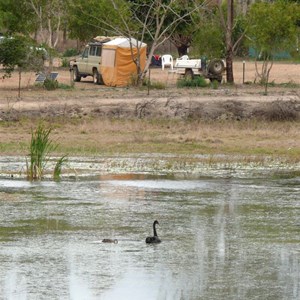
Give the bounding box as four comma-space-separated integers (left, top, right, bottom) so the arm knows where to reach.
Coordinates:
1, 118, 299, 164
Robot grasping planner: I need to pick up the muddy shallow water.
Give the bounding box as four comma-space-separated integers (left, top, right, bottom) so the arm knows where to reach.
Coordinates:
0, 168, 299, 299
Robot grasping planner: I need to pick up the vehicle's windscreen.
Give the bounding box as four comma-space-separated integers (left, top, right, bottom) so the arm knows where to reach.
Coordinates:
89, 46, 101, 56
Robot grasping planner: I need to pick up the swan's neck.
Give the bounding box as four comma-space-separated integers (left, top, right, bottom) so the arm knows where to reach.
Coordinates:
153, 223, 158, 237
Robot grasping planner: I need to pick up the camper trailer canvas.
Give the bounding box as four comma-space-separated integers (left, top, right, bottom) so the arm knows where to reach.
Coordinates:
101, 38, 147, 87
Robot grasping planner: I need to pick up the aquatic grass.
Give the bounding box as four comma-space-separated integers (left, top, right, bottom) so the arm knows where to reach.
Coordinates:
26, 124, 68, 181
271, 170, 300, 179
26, 124, 56, 180
53, 155, 68, 181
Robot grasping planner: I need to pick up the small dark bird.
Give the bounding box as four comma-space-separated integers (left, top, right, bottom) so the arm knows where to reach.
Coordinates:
102, 239, 118, 244
145, 220, 161, 244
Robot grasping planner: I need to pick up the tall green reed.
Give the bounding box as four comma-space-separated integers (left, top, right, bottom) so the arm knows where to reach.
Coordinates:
26, 124, 67, 181
53, 155, 68, 181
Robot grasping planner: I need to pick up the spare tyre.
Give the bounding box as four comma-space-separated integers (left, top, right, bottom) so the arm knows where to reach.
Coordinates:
208, 59, 225, 75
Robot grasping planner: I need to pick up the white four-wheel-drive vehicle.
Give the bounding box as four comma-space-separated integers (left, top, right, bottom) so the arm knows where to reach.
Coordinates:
70, 41, 104, 84
175, 56, 226, 83
69, 37, 147, 87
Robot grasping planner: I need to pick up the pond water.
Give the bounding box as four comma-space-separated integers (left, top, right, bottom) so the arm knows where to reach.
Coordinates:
0, 173, 299, 299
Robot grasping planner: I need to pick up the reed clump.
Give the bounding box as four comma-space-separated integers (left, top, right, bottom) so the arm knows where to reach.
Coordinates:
26, 124, 67, 180
53, 155, 68, 181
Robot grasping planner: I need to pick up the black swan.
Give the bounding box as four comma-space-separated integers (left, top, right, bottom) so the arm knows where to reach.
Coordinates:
145, 220, 161, 244
102, 239, 118, 244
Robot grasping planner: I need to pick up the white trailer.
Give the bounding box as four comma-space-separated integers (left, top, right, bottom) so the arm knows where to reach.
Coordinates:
174, 56, 225, 83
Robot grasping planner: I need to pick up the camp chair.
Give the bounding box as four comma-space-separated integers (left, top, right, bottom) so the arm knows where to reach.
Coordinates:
179, 55, 189, 60
161, 54, 173, 70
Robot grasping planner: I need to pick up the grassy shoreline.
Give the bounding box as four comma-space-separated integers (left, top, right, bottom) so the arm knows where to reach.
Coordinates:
1, 117, 300, 180
1, 117, 300, 163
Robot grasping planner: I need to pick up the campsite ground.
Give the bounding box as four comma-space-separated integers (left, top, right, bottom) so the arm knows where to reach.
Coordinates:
0, 60, 300, 163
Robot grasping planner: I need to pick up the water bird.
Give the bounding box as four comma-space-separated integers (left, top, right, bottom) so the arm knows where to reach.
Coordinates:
145, 220, 161, 244
102, 239, 118, 244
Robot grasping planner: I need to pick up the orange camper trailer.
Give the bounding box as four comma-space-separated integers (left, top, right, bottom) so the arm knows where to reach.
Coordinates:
101, 37, 147, 87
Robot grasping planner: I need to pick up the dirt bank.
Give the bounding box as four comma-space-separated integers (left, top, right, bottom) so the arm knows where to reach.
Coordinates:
0, 61, 300, 160
0, 61, 300, 121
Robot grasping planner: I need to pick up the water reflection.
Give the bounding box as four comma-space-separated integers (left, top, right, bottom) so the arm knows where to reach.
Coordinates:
0, 174, 299, 299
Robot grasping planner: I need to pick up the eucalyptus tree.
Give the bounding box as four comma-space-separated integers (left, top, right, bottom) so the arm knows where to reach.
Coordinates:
129, 0, 200, 57
247, 1, 300, 94
166, 0, 202, 57
217, 0, 246, 83
66, 0, 123, 42
0, 0, 34, 34
68, 0, 207, 84
26, 0, 67, 48
0, 0, 68, 49
0, 35, 45, 96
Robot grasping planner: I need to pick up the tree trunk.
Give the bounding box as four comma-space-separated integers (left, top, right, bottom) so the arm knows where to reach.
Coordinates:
63, 27, 67, 45
18, 69, 22, 98
226, 51, 234, 83
218, 0, 235, 83
177, 45, 188, 57
226, 0, 234, 83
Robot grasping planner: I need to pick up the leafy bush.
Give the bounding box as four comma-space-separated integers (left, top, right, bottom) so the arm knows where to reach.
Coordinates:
177, 76, 208, 88
61, 57, 70, 68
211, 79, 219, 90
44, 78, 59, 90
63, 48, 78, 57
0, 35, 45, 78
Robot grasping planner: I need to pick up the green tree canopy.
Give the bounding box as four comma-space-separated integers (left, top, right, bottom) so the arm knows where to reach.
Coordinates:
247, 1, 300, 93
0, 35, 44, 78
67, 0, 129, 42
0, 0, 34, 34
247, 1, 300, 56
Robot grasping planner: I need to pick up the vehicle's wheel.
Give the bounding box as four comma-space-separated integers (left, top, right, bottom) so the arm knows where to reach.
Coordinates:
208, 59, 225, 75
93, 68, 100, 84
73, 66, 81, 82
184, 69, 194, 80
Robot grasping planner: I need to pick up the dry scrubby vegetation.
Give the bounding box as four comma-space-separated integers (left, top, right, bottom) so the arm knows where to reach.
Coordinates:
261, 100, 299, 121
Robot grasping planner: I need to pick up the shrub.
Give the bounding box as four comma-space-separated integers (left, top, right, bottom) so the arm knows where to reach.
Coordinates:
263, 100, 298, 121
63, 48, 78, 57
61, 57, 70, 68
211, 79, 219, 90
44, 78, 59, 90
177, 76, 208, 88
147, 81, 166, 89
